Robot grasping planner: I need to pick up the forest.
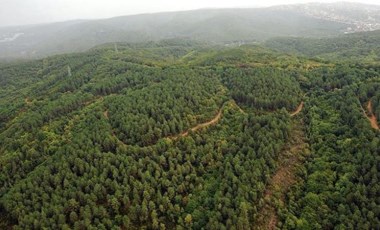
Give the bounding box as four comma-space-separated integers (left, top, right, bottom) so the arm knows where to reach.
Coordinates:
0, 38, 379, 229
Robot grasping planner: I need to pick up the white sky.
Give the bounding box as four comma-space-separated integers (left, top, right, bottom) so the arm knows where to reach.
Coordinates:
0, 0, 379, 27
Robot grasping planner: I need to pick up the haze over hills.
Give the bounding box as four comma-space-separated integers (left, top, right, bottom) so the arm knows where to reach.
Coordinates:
0, 2, 379, 60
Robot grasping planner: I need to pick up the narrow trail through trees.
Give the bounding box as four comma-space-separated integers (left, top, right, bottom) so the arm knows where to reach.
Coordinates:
169, 101, 229, 140
172, 100, 248, 139
254, 119, 309, 230
178, 108, 223, 138
107, 100, 246, 146
106, 99, 304, 147
106, 101, 227, 145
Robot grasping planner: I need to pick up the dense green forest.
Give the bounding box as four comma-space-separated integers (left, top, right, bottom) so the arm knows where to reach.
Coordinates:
0, 39, 379, 229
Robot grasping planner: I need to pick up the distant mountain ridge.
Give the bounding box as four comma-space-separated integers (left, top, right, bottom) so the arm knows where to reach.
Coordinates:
0, 2, 379, 60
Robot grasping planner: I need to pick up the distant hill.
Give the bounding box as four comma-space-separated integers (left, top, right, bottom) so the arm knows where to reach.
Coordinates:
265, 30, 380, 63
2, 2, 379, 60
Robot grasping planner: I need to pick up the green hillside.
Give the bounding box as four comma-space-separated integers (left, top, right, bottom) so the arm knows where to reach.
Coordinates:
265, 30, 380, 63
0, 40, 379, 229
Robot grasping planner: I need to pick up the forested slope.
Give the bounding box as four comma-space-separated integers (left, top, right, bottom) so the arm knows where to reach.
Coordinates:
265, 30, 380, 63
0, 40, 379, 229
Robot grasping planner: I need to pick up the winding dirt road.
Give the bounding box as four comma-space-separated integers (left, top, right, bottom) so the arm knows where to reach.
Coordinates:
176, 100, 248, 138
110, 99, 307, 147
170, 101, 230, 140
180, 109, 223, 137
290, 101, 304, 117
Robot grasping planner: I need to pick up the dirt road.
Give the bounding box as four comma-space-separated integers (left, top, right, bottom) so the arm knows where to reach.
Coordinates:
290, 101, 304, 117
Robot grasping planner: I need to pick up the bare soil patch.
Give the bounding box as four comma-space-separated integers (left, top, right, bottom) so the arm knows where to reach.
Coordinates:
367, 100, 379, 130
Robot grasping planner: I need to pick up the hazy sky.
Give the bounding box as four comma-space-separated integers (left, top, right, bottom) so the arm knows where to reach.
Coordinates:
0, 0, 379, 27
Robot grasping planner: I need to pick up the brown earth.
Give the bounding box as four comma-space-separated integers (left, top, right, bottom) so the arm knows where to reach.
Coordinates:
366, 100, 379, 130
360, 99, 379, 130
